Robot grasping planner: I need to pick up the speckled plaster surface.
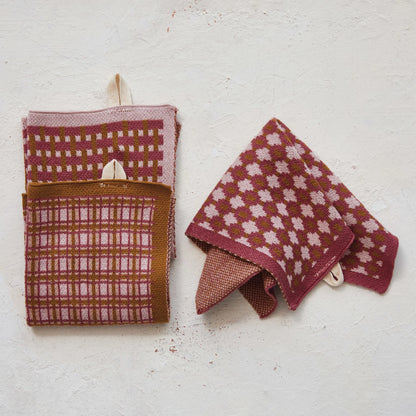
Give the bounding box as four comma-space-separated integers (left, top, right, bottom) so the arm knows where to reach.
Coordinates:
1, 1, 415, 415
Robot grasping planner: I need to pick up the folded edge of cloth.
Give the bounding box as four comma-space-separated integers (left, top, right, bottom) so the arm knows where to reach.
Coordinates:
185, 118, 399, 318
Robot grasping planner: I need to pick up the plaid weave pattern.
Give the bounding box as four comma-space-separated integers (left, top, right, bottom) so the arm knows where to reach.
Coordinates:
23, 120, 165, 184
22, 105, 179, 188
21, 105, 178, 326
186, 118, 399, 317
23, 106, 180, 258
25, 180, 171, 325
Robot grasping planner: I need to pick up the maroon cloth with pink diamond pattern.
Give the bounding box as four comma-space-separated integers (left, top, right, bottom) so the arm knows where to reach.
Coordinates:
186, 118, 399, 318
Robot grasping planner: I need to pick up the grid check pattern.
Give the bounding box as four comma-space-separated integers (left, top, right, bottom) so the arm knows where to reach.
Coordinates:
25, 193, 156, 325
23, 120, 164, 185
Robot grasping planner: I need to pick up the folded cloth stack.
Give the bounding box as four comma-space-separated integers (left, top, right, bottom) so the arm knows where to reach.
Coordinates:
22, 104, 179, 325
186, 118, 399, 318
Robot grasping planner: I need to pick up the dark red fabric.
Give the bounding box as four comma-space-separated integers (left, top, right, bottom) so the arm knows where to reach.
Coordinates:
186, 118, 399, 317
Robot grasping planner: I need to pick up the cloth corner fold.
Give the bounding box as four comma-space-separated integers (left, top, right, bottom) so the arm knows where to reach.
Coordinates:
186, 117, 399, 318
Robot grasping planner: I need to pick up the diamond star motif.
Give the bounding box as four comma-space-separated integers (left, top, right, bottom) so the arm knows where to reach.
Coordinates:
212, 188, 226, 201
351, 265, 368, 275
294, 261, 302, 275
307, 232, 321, 246
230, 196, 245, 209
291, 217, 304, 230
224, 213, 237, 226
256, 148, 271, 161
317, 220, 330, 233
363, 219, 379, 233
356, 250, 372, 263
276, 203, 288, 216
259, 189, 272, 202
289, 230, 299, 244
310, 191, 325, 205
264, 231, 278, 245
250, 204, 266, 217
283, 245, 293, 259
345, 196, 360, 209
271, 216, 284, 229
359, 236, 375, 249
204, 204, 219, 218
238, 179, 254, 192
301, 204, 314, 218
327, 188, 340, 202
293, 175, 307, 189
328, 174, 341, 185
275, 161, 289, 174
309, 166, 322, 178
286, 146, 300, 159
294, 143, 305, 156
267, 175, 280, 188
221, 171, 234, 184
242, 221, 259, 234
266, 133, 281, 146
246, 163, 262, 176
301, 246, 310, 260
328, 205, 341, 220
283, 189, 297, 202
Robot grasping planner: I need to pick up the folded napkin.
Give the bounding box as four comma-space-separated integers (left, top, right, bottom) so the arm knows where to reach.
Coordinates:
186, 118, 399, 318
22, 101, 179, 325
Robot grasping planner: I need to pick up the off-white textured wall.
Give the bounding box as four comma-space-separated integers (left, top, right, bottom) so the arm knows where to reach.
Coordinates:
1, 1, 415, 415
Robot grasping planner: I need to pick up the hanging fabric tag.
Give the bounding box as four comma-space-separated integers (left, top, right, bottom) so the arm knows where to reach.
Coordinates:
101, 159, 127, 180
323, 263, 344, 287
106, 73, 133, 106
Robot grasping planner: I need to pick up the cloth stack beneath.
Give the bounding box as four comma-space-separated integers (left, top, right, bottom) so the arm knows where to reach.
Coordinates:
22, 105, 179, 325
186, 118, 399, 318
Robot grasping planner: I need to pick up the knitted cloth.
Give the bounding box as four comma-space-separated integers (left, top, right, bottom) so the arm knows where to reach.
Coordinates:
186, 118, 399, 318
22, 105, 179, 325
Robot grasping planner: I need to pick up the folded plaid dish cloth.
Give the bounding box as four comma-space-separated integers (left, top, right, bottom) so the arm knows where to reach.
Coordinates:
22, 104, 180, 325
185, 118, 399, 318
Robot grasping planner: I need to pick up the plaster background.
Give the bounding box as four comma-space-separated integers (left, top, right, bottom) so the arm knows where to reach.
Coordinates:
0, 1, 415, 415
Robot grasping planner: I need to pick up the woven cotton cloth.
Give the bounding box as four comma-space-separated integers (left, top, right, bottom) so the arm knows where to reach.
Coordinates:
186, 118, 399, 318
22, 106, 179, 186
22, 105, 179, 325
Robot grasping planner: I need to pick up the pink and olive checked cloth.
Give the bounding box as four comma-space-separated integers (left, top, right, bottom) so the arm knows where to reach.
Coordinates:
22, 105, 179, 325
22, 106, 179, 187
186, 118, 399, 318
